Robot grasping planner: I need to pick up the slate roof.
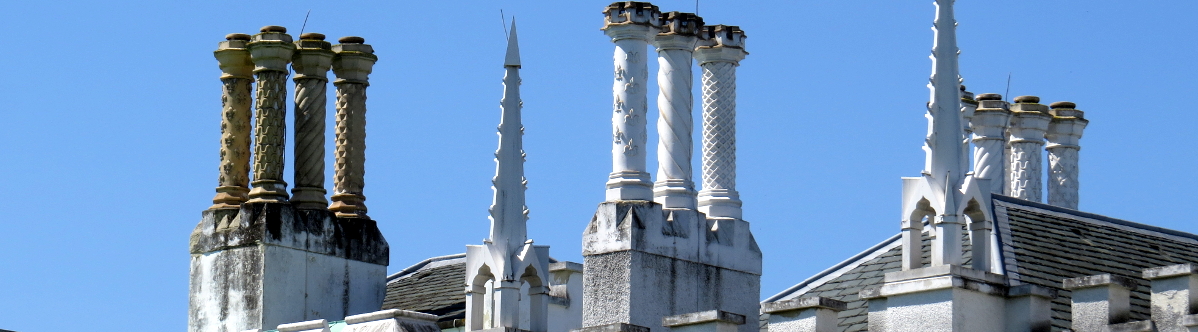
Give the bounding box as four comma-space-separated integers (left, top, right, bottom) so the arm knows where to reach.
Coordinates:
382, 254, 469, 322
765, 195, 1198, 332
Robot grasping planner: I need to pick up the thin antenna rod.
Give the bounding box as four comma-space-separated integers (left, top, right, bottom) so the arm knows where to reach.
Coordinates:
1004, 72, 1012, 102
299, 9, 311, 35
500, 9, 509, 37
696, 0, 700, 15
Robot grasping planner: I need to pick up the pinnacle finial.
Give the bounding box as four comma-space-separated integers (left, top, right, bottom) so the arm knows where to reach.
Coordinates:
505, 19, 520, 68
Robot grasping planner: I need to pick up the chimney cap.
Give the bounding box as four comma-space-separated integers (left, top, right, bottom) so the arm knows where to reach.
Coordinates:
339, 36, 366, 44
977, 93, 1002, 101
226, 33, 252, 41
1014, 95, 1040, 104
1050, 101, 1077, 109
960, 85, 967, 91
260, 25, 287, 33
300, 32, 326, 41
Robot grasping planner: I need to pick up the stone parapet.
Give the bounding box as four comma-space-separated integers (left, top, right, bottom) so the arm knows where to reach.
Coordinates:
762, 297, 844, 332
572, 323, 651, 332
1143, 264, 1198, 332
1065, 274, 1140, 332
664, 310, 745, 332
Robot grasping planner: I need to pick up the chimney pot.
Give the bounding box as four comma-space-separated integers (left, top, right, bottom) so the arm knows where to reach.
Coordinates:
300, 32, 326, 41
260, 25, 287, 33
976, 93, 1002, 101
339, 36, 365, 44
1050, 101, 1077, 109
1014, 95, 1040, 104
226, 33, 252, 41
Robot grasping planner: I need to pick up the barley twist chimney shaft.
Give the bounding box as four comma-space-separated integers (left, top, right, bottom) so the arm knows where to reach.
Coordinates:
969, 93, 1011, 195
211, 33, 254, 209
603, 1, 660, 201
329, 36, 377, 218
653, 11, 703, 209
246, 26, 295, 203
290, 32, 334, 210
1046, 101, 1088, 209
694, 25, 747, 220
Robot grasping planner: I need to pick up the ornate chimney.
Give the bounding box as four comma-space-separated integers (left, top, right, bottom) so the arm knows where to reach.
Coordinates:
969, 93, 1011, 195
1046, 101, 1088, 209
603, 1, 661, 201
211, 33, 254, 209
328, 36, 377, 218
246, 26, 295, 203
290, 32, 334, 210
653, 11, 703, 210
694, 24, 747, 220
1005, 95, 1052, 202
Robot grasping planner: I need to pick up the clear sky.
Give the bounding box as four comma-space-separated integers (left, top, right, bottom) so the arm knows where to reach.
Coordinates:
0, 0, 1194, 330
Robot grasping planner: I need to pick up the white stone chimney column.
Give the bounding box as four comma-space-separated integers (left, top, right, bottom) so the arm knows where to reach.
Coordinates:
652, 12, 703, 210
694, 25, 748, 220
246, 26, 296, 203
1046, 101, 1088, 209
969, 93, 1011, 194
1005, 96, 1052, 202
602, 2, 660, 201
329, 36, 377, 218
290, 33, 334, 210
212, 33, 254, 209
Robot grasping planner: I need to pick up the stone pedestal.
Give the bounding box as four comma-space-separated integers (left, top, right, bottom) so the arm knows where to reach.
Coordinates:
581, 201, 761, 332
871, 265, 1008, 332
188, 203, 389, 332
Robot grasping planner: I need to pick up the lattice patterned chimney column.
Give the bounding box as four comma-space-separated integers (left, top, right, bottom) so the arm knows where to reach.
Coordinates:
603, 2, 660, 201
653, 12, 703, 210
211, 33, 254, 209
329, 36, 377, 218
290, 33, 335, 210
1005, 95, 1052, 202
246, 26, 296, 203
969, 93, 1011, 194
1046, 101, 1088, 209
694, 25, 747, 220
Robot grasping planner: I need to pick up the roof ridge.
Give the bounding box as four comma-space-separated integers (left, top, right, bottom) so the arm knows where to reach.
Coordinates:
386, 253, 467, 281
993, 195, 1198, 243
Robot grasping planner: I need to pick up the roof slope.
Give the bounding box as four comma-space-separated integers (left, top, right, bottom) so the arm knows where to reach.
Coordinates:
766, 195, 1198, 332
382, 254, 468, 322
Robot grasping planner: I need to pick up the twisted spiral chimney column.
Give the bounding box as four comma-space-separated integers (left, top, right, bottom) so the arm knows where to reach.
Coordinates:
290, 32, 334, 210
602, 1, 660, 201
694, 25, 748, 220
211, 33, 254, 209
1046, 101, 1088, 209
969, 93, 1011, 194
246, 26, 295, 203
1005, 95, 1052, 202
329, 36, 377, 218
652, 12, 703, 209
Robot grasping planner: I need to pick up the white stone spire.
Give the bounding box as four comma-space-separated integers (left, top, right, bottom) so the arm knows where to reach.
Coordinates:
653, 12, 703, 210
464, 22, 550, 332
900, 0, 995, 271
603, 2, 661, 201
490, 20, 528, 255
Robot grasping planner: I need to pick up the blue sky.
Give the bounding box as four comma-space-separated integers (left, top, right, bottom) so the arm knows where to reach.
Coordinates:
0, 0, 1194, 330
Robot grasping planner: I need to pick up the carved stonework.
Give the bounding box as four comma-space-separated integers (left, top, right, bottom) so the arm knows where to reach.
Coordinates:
653, 29, 700, 209
603, 21, 657, 201
1048, 147, 1079, 208
213, 78, 253, 208
290, 35, 334, 210
1006, 143, 1042, 201
694, 25, 747, 220
246, 28, 295, 203
328, 37, 376, 218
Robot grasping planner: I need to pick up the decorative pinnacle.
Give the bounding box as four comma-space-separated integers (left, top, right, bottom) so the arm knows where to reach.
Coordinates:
603, 1, 661, 28
659, 12, 704, 36
505, 20, 520, 68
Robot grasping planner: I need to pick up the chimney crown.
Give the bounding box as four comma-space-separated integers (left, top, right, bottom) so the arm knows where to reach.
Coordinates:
226, 33, 251, 41
260, 25, 287, 33
604, 2, 662, 28
339, 36, 365, 44
1050, 101, 1077, 109
1014, 95, 1040, 104
976, 93, 1002, 101
332, 37, 377, 84
698, 25, 746, 49
299, 32, 326, 41
659, 12, 704, 36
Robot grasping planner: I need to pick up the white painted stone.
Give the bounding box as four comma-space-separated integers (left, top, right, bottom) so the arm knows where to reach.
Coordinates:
277, 319, 330, 332
602, 2, 659, 201
342, 309, 439, 332
652, 14, 701, 210
1005, 99, 1052, 202
549, 262, 585, 332
969, 96, 1011, 195
1065, 274, 1137, 332
694, 25, 746, 220
1046, 103, 1088, 209
1145, 264, 1198, 332
1003, 285, 1056, 332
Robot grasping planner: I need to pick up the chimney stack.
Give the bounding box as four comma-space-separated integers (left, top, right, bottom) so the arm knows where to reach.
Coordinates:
211, 33, 254, 209
653, 11, 703, 210
246, 25, 296, 203
1005, 95, 1052, 202
290, 32, 334, 210
969, 93, 1011, 194
694, 24, 747, 220
1045, 101, 1088, 209
328, 36, 377, 218
603, 1, 661, 201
